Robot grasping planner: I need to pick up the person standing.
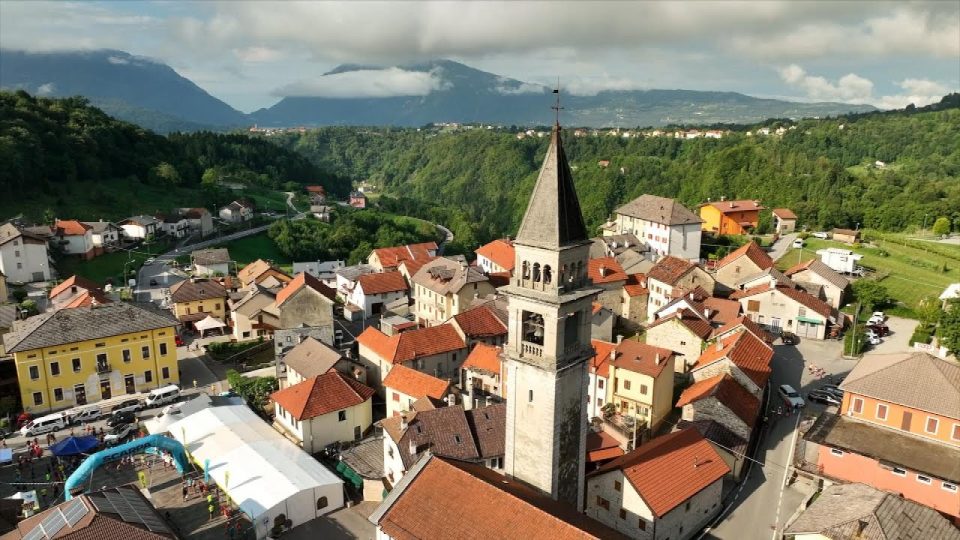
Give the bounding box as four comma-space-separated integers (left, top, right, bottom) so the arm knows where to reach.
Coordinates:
182, 482, 189, 501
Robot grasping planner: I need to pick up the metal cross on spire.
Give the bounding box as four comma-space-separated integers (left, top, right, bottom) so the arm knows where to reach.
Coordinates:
551, 78, 563, 128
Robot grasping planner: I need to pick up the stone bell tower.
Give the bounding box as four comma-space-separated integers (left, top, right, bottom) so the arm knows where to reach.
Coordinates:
502, 121, 600, 510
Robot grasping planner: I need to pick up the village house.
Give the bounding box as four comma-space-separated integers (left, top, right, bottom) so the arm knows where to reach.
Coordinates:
606, 340, 676, 432
675, 373, 760, 448
588, 257, 628, 315
236, 258, 292, 288
334, 263, 376, 301
585, 428, 728, 540
590, 233, 647, 261
383, 363, 452, 418
356, 323, 467, 395
229, 284, 279, 341
274, 272, 336, 332
803, 352, 960, 519
176, 207, 215, 237
271, 371, 375, 454
367, 241, 438, 272
816, 247, 864, 275
348, 271, 409, 318
449, 301, 508, 349
645, 309, 713, 373
619, 273, 649, 331
732, 266, 795, 292
48, 275, 105, 311
80, 220, 121, 252
379, 405, 506, 490
653, 287, 742, 330
118, 215, 159, 240
603, 194, 703, 261
53, 219, 96, 259
280, 336, 343, 385
191, 248, 231, 277
412, 257, 495, 327
690, 328, 773, 399
156, 213, 189, 238
698, 198, 764, 236
168, 278, 228, 326
460, 342, 505, 409
645, 256, 716, 321
475, 238, 516, 274
349, 190, 367, 209
784, 258, 850, 309
0, 222, 52, 283
310, 205, 332, 222
713, 241, 774, 292
731, 281, 837, 339
218, 200, 254, 223
831, 228, 861, 244
592, 303, 615, 341
305, 185, 326, 204
587, 340, 615, 421
292, 260, 344, 287
771, 208, 798, 234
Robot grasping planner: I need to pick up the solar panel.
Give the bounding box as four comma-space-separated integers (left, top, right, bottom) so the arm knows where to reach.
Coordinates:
90, 489, 171, 534
21, 501, 73, 540
61, 498, 89, 526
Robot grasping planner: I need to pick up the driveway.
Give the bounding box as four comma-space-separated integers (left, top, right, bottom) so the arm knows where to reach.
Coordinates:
767, 233, 798, 262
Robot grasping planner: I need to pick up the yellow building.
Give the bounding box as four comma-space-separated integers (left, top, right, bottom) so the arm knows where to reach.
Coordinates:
698, 199, 764, 236
3, 302, 179, 413
168, 278, 228, 326
607, 340, 676, 432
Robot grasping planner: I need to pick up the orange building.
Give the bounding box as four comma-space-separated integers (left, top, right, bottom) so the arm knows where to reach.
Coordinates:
698, 199, 764, 235
804, 352, 960, 519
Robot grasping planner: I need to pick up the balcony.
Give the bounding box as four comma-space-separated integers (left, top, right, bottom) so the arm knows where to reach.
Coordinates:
95, 361, 111, 374
521, 341, 543, 358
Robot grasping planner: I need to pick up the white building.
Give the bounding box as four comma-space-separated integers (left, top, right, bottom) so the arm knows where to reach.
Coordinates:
334, 264, 376, 302
53, 220, 95, 259
81, 220, 120, 250
219, 200, 254, 223
816, 247, 863, 274
191, 248, 231, 277
348, 271, 409, 318
0, 223, 52, 283
293, 260, 344, 288
118, 215, 160, 240
603, 194, 703, 261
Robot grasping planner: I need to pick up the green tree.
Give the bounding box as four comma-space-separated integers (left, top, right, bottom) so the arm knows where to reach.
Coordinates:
915, 296, 943, 327
11, 287, 27, 303
851, 279, 889, 312
225, 369, 277, 414
19, 299, 38, 317
940, 299, 960, 356
152, 162, 182, 185
932, 216, 951, 235
201, 167, 220, 186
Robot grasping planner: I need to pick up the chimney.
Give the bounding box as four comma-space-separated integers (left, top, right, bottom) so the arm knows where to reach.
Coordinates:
446, 394, 456, 406
485, 395, 492, 407
408, 439, 417, 455
729, 201, 735, 208
400, 416, 408, 431
693, 455, 702, 468
616, 334, 624, 344
655, 353, 661, 365
599, 266, 607, 277
715, 340, 723, 352
609, 348, 617, 361
689, 292, 694, 301
704, 308, 712, 319
720, 195, 726, 202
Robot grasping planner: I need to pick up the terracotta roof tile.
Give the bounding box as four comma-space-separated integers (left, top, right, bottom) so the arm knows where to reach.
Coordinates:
647, 256, 696, 286
623, 273, 648, 297
398, 256, 436, 279
715, 241, 774, 271
270, 371, 374, 420
731, 283, 834, 319
694, 330, 773, 388
384, 364, 451, 400
772, 208, 797, 219
611, 340, 675, 378
372, 242, 438, 268
592, 429, 729, 517
275, 272, 336, 306
702, 199, 764, 214
462, 343, 503, 375
237, 259, 292, 286
63, 289, 112, 309
586, 430, 624, 462
647, 309, 713, 339
452, 305, 507, 338
357, 271, 409, 295
701, 296, 741, 325
54, 219, 92, 236
357, 324, 466, 364
588, 257, 628, 284
590, 339, 615, 378
49, 275, 102, 299
712, 316, 774, 344
675, 374, 760, 427
475, 239, 516, 271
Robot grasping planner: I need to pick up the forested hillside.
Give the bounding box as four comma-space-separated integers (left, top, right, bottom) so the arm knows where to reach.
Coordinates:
273, 95, 960, 253
0, 91, 346, 220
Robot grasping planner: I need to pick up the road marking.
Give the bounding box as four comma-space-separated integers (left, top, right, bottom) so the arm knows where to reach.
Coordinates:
772, 413, 802, 540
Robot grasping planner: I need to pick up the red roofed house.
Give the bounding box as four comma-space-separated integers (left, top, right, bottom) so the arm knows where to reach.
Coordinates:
607, 340, 676, 433
691, 329, 773, 398
731, 281, 837, 339
384, 363, 452, 418
49, 275, 105, 310
585, 428, 729, 538
588, 257, 628, 315
772, 208, 797, 234
645, 309, 714, 373
274, 271, 336, 332
347, 270, 409, 318
53, 219, 96, 259
646, 255, 716, 322
449, 302, 508, 348
356, 323, 467, 396
676, 374, 760, 445
461, 342, 506, 408
367, 241, 438, 272
620, 273, 649, 331
698, 198, 764, 235
475, 238, 516, 274
713, 241, 774, 292
270, 370, 375, 453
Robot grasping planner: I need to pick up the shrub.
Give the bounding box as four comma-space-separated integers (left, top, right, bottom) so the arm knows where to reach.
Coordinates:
909, 324, 933, 346
844, 325, 866, 356
11, 288, 27, 303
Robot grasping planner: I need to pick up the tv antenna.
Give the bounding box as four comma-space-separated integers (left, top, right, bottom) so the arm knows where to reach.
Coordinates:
551, 78, 563, 127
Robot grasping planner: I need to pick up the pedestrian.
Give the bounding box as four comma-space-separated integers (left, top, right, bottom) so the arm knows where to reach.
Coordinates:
182, 483, 189, 501
208, 504, 215, 521
14, 469, 21, 482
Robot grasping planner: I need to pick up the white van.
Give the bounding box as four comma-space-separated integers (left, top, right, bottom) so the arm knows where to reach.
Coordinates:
144, 385, 180, 407
70, 406, 102, 424
20, 412, 68, 437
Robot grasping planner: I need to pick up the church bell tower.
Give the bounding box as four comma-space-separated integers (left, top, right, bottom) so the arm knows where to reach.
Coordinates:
502, 119, 600, 510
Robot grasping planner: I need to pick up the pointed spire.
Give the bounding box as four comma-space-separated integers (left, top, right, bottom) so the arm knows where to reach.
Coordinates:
515, 125, 589, 250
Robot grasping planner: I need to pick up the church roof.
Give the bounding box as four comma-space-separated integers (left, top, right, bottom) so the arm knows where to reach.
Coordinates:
515, 126, 589, 250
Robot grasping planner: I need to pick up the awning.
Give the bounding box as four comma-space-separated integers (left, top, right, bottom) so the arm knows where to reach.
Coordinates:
797, 317, 822, 324
195, 315, 226, 332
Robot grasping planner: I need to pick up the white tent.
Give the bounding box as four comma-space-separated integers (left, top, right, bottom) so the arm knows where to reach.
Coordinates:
167, 405, 343, 538
194, 315, 226, 336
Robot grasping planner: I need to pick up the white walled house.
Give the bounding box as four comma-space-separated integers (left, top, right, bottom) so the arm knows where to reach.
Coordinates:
81, 220, 120, 250
588, 340, 615, 420
412, 257, 495, 327
118, 215, 159, 240
270, 371, 375, 454
816, 247, 863, 274
348, 271, 409, 318
334, 264, 376, 302
356, 324, 467, 396
191, 248, 231, 277
53, 220, 95, 259
383, 364, 452, 418
604, 194, 703, 261
219, 200, 254, 223
0, 223, 51, 283
586, 429, 728, 540
784, 259, 850, 310
731, 281, 837, 339
646, 256, 716, 322
460, 342, 505, 410
474, 238, 515, 275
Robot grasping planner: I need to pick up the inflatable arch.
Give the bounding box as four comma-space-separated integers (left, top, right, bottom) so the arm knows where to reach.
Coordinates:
64, 434, 190, 499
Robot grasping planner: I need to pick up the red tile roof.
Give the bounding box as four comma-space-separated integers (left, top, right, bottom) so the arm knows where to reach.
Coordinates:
611, 340, 675, 378
237, 259, 292, 286
675, 374, 760, 427
647, 256, 696, 286
475, 239, 515, 271
378, 456, 626, 540
772, 208, 797, 220
275, 272, 336, 306
592, 428, 729, 517
305, 185, 326, 194
270, 371, 374, 420
63, 289, 112, 309
462, 343, 503, 375
590, 339, 615, 378
383, 364, 451, 400
54, 219, 92, 236
586, 430, 624, 462
486, 271, 511, 288
452, 305, 507, 338
731, 283, 834, 319
398, 256, 437, 279
372, 241, 438, 268
49, 275, 101, 299
647, 309, 713, 339
588, 257, 628, 284
623, 273, 648, 297
694, 330, 773, 388
701, 296, 741, 325
712, 316, 774, 344
357, 271, 409, 295
702, 199, 764, 214
357, 324, 466, 364
715, 241, 774, 271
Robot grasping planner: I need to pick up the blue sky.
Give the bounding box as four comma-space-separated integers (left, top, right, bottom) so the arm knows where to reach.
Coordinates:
1, 0, 957, 112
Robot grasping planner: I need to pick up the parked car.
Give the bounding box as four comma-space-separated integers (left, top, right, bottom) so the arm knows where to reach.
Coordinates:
867, 312, 885, 325
145, 257, 156, 265
335, 329, 344, 345
160, 402, 184, 417
111, 399, 142, 415
792, 238, 804, 248
175, 335, 185, 347
820, 384, 844, 398
104, 423, 137, 445
866, 323, 889, 337
149, 278, 158, 286
106, 410, 136, 428
807, 390, 842, 405
780, 331, 799, 345
866, 334, 881, 346
812, 231, 829, 239
778, 384, 805, 409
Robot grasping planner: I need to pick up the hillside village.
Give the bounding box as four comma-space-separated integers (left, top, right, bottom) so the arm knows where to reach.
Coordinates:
0, 121, 958, 540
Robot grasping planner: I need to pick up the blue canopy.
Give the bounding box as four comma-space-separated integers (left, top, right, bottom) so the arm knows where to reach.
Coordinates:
49, 436, 99, 457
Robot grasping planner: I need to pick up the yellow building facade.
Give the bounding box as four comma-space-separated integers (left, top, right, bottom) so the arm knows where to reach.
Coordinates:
5, 303, 179, 413
172, 298, 226, 321
607, 342, 676, 432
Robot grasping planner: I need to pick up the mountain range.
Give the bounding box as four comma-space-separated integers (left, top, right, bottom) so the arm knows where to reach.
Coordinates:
1, 49, 878, 132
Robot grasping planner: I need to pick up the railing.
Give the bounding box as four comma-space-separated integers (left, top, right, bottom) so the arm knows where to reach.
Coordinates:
96, 361, 111, 374
521, 342, 543, 358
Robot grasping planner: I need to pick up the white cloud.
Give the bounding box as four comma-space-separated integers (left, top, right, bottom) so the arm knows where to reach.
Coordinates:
565, 76, 648, 96
233, 47, 283, 63
274, 67, 449, 98
36, 83, 56, 95
495, 78, 544, 95
779, 64, 950, 109
107, 55, 130, 65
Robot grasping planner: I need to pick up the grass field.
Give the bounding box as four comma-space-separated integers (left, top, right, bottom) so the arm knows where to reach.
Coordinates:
212, 232, 292, 272
57, 239, 174, 285
776, 237, 959, 318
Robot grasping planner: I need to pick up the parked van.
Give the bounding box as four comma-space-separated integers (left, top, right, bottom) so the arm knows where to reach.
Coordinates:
20, 412, 67, 437
144, 385, 180, 407
70, 406, 102, 424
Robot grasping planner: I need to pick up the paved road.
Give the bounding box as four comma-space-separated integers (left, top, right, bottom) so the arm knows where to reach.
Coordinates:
767, 233, 798, 262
